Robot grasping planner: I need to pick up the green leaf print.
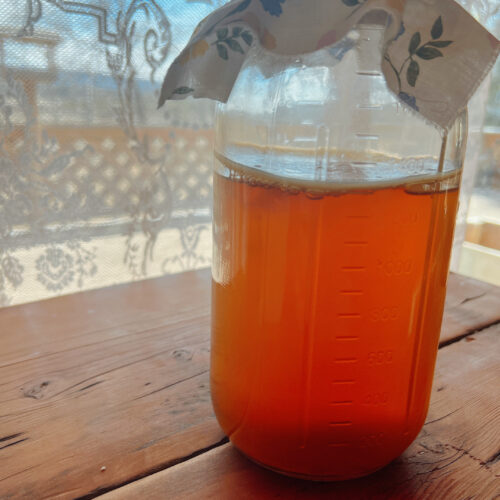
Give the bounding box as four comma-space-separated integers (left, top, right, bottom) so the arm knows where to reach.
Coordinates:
427, 40, 453, 48
241, 31, 253, 45
409, 32, 421, 55
431, 16, 443, 40
407, 60, 419, 87
213, 26, 253, 60
217, 28, 229, 40
416, 46, 443, 60
173, 86, 194, 95
384, 14, 453, 104
225, 38, 244, 54
216, 42, 228, 60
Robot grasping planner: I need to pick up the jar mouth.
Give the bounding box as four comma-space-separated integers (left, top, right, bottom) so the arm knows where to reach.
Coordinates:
238, 13, 394, 81
216, 11, 467, 187
246, 19, 390, 59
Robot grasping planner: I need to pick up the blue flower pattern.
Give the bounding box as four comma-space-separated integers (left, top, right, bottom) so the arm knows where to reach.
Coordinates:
398, 92, 419, 111
259, 0, 286, 16
158, 0, 497, 132
394, 22, 405, 41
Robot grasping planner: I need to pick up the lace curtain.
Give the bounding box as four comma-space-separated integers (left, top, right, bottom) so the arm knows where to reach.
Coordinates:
0, 0, 497, 307
0, 0, 228, 306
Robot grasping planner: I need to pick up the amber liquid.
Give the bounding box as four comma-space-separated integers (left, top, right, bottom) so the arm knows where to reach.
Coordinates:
211, 153, 460, 479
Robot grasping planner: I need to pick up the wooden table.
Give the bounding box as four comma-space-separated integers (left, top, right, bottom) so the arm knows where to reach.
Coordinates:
1, 270, 499, 499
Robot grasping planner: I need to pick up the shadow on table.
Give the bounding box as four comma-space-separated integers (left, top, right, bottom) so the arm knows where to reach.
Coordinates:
203, 445, 434, 499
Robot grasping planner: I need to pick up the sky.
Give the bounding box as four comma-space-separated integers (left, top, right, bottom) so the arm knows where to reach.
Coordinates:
1, 0, 498, 82
0, 0, 497, 125
0, 0, 229, 82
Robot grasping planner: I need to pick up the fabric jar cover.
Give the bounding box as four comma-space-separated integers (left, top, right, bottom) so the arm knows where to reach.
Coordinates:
159, 0, 499, 131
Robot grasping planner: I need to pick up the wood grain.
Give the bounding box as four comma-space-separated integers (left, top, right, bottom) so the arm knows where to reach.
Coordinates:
100, 324, 500, 500
0, 270, 225, 499
0, 270, 498, 499
441, 272, 500, 345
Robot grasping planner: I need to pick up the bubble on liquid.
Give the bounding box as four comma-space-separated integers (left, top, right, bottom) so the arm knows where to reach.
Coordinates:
305, 191, 325, 200
215, 146, 460, 196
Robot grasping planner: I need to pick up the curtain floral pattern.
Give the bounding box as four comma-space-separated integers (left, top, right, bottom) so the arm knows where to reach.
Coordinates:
0, 0, 497, 306
0, 0, 226, 306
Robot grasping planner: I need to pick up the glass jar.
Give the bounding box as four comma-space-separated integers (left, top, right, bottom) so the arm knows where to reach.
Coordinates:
210, 17, 467, 480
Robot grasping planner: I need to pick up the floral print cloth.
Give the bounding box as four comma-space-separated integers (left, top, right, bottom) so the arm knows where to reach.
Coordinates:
159, 0, 499, 131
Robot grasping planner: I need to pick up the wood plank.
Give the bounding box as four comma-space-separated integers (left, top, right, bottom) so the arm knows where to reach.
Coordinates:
441, 272, 500, 344
458, 242, 500, 288
0, 271, 498, 499
1, 271, 495, 364
465, 220, 500, 250
99, 324, 500, 500
0, 270, 225, 500
0, 270, 211, 365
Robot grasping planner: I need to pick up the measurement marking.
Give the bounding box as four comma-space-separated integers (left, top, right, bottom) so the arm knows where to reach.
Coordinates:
344, 241, 368, 245
328, 442, 350, 447
299, 200, 325, 449
330, 400, 354, 406
340, 290, 363, 295
329, 421, 353, 427
341, 266, 366, 271
334, 358, 358, 364
338, 313, 361, 319
356, 133, 379, 140
335, 335, 359, 341
332, 380, 355, 385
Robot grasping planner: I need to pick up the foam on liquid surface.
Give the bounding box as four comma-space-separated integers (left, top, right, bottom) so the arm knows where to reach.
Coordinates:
217, 144, 460, 194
